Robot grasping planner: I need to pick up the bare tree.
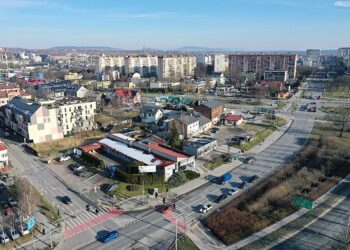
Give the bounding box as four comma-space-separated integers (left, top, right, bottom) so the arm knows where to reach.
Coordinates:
326, 108, 350, 137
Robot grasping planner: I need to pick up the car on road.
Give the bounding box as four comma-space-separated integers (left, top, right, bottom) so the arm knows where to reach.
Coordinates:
210, 127, 220, 134
4, 132, 10, 137
248, 175, 259, 183
242, 156, 255, 164
215, 194, 228, 203
199, 204, 212, 213
9, 228, 20, 240
17, 224, 29, 236
98, 230, 119, 243
61, 196, 72, 204
238, 181, 248, 189
299, 105, 307, 111
228, 188, 239, 196
0, 231, 9, 244
59, 155, 71, 162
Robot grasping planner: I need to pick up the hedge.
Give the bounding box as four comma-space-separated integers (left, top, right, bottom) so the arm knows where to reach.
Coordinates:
81, 151, 105, 168
114, 170, 165, 185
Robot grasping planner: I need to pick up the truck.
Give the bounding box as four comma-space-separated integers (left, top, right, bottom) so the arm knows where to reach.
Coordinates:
219, 173, 232, 185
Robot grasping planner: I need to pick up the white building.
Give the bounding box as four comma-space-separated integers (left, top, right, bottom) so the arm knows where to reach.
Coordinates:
196, 54, 213, 65
51, 100, 96, 135
306, 49, 321, 67
214, 54, 227, 73
338, 47, 350, 66
140, 105, 163, 124
98, 55, 125, 72
149, 81, 181, 89
157, 55, 196, 80
0, 142, 8, 168
125, 56, 158, 77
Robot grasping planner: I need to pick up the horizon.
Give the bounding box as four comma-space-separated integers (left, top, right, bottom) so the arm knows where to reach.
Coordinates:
0, 0, 350, 50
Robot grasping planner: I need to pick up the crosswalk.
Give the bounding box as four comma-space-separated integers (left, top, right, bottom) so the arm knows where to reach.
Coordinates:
162, 206, 196, 232
63, 207, 125, 239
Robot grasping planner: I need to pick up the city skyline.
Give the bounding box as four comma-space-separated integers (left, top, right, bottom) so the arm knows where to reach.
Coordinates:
0, 0, 350, 50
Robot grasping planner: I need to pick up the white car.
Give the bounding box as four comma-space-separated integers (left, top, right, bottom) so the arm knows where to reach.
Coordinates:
59, 155, 71, 162
0, 231, 9, 244
17, 224, 29, 236
228, 188, 239, 196
9, 229, 20, 240
199, 204, 213, 214
75, 165, 85, 171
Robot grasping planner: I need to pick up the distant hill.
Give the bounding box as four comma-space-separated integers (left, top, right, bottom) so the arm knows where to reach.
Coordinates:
48, 46, 124, 52
173, 46, 237, 53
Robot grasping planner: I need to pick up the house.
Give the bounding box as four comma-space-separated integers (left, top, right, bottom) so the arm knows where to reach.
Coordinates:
111, 89, 141, 107
225, 115, 244, 126
0, 83, 31, 107
194, 100, 223, 123
164, 111, 200, 139
37, 80, 88, 99
0, 142, 8, 168
65, 85, 88, 98
195, 112, 212, 133
140, 105, 163, 124
3, 97, 64, 144
183, 137, 217, 158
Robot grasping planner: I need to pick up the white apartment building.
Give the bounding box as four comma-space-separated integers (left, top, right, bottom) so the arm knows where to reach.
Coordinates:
149, 81, 181, 89
338, 47, 350, 66
125, 56, 158, 77
214, 54, 227, 73
98, 55, 125, 72
196, 54, 213, 65
157, 55, 196, 80
306, 49, 321, 67
52, 100, 96, 135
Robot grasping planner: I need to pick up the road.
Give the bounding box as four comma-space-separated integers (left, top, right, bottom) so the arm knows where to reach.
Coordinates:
272, 177, 350, 250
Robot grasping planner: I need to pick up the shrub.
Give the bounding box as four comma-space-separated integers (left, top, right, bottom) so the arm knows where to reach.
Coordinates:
184, 170, 200, 180
127, 184, 139, 192
166, 171, 187, 188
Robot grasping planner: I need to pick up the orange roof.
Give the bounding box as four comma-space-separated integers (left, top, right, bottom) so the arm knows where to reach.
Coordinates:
225, 115, 242, 121
0, 144, 7, 151
79, 143, 101, 152
148, 144, 187, 159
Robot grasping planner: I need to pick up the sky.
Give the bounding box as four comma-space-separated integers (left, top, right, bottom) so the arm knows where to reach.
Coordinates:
0, 0, 350, 50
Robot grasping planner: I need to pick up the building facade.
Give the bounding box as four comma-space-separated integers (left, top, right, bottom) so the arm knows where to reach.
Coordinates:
0, 142, 8, 168
4, 97, 64, 144
214, 54, 227, 73
125, 56, 158, 78
306, 49, 321, 67
157, 55, 196, 80
338, 47, 350, 66
196, 54, 213, 65
228, 54, 298, 81
98, 55, 125, 73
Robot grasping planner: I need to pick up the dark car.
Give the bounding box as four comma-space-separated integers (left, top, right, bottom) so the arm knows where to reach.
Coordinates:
68, 163, 80, 171
215, 194, 228, 203
61, 196, 72, 204
248, 175, 259, 183
98, 230, 119, 243
0, 184, 6, 192
243, 156, 255, 164
238, 181, 249, 189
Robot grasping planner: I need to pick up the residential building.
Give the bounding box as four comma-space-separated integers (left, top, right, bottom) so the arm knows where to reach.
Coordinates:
111, 89, 141, 107
338, 47, 350, 66
157, 55, 196, 80
306, 49, 321, 67
65, 85, 88, 98
228, 54, 298, 81
264, 71, 289, 82
214, 54, 227, 73
0, 83, 31, 107
64, 72, 83, 81
194, 100, 224, 122
183, 137, 217, 158
196, 54, 213, 65
140, 105, 163, 124
125, 55, 158, 77
0, 142, 8, 168
166, 112, 200, 139
149, 81, 181, 89
3, 97, 64, 143
196, 112, 212, 133
37, 80, 88, 99
224, 115, 244, 126
98, 55, 125, 73
47, 99, 96, 135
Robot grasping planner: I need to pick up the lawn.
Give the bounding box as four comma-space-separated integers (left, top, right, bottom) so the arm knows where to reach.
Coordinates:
108, 182, 166, 198
324, 88, 350, 99
275, 101, 287, 110
30, 130, 104, 158
205, 121, 350, 246
319, 106, 349, 114
169, 235, 199, 250
263, 116, 287, 127
233, 124, 275, 152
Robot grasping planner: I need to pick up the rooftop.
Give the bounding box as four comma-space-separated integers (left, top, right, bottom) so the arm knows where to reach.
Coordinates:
0, 144, 7, 151
79, 143, 101, 152
147, 144, 188, 159
225, 115, 242, 121
200, 100, 222, 109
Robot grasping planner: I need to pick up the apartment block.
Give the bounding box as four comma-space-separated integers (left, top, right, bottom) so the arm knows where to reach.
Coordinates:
98, 55, 125, 73
196, 54, 213, 65
125, 56, 158, 78
228, 54, 298, 81
157, 55, 196, 80
214, 54, 227, 73
4, 97, 64, 143
306, 49, 321, 67
338, 47, 350, 66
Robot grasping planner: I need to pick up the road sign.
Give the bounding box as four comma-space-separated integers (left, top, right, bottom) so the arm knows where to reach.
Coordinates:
27, 216, 36, 230
293, 196, 313, 210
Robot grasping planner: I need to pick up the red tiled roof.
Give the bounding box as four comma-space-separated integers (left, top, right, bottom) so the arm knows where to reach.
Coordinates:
147, 135, 165, 145
115, 89, 138, 98
0, 83, 19, 91
148, 144, 188, 159
79, 143, 101, 152
225, 115, 242, 121
0, 144, 7, 151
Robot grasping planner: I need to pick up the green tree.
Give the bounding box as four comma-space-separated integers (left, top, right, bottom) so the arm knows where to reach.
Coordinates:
168, 125, 181, 147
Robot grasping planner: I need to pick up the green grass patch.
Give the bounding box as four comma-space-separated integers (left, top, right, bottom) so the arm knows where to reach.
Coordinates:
204, 159, 224, 170
275, 101, 287, 110
169, 235, 199, 250
319, 106, 349, 115
234, 124, 275, 151
263, 117, 287, 127
32, 188, 61, 223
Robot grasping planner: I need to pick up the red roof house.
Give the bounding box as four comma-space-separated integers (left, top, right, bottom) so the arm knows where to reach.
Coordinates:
225, 115, 244, 126
111, 89, 141, 106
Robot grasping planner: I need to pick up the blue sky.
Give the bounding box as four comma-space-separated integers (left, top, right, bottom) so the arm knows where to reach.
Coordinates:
0, 0, 350, 50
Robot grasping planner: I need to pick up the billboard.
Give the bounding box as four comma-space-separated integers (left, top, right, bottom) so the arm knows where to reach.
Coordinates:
138, 165, 156, 173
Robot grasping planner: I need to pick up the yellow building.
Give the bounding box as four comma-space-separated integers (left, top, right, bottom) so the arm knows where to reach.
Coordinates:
64, 72, 83, 81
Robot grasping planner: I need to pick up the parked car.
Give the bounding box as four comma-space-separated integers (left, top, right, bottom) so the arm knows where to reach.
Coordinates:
106, 183, 119, 193
0, 231, 9, 244
199, 204, 212, 214
75, 165, 85, 171
238, 181, 249, 189
242, 156, 255, 164
59, 155, 71, 162
228, 188, 239, 196
98, 230, 119, 243
4, 132, 10, 137
248, 175, 259, 183
61, 196, 72, 204
68, 163, 80, 171
9, 228, 20, 240
8, 197, 17, 207
215, 194, 228, 203
17, 224, 29, 236
0, 184, 6, 192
